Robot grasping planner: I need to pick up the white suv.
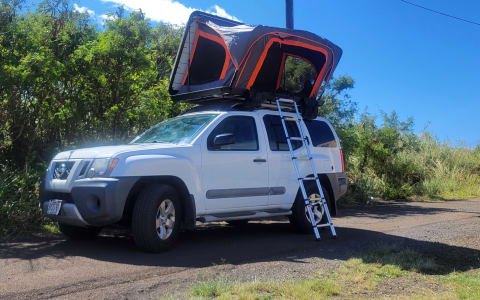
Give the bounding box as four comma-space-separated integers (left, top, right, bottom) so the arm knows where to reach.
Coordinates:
40, 103, 347, 252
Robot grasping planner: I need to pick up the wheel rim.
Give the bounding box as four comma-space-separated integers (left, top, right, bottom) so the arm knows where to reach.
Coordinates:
155, 199, 175, 240
305, 193, 324, 225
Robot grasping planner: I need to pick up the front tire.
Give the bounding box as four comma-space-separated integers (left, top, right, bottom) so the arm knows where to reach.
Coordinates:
132, 184, 182, 252
289, 182, 332, 234
59, 223, 101, 240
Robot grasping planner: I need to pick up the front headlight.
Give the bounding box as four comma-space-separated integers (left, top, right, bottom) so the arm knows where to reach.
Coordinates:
86, 158, 119, 178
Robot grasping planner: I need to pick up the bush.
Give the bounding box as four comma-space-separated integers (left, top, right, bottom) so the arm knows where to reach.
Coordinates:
340, 117, 480, 204
414, 134, 480, 199
0, 165, 48, 236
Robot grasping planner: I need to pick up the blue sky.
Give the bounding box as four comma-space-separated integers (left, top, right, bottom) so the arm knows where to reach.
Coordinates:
37, 0, 480, 147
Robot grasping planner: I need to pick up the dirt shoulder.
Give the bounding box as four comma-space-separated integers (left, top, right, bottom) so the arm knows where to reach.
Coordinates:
1, 199, 479, 299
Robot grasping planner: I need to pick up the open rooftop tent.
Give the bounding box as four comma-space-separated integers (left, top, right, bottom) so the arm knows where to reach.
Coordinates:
169, 11, 342, 113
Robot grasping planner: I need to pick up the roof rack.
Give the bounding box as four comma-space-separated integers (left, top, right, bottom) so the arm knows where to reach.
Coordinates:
171, 87, 248, 103
181, 96, 299, 115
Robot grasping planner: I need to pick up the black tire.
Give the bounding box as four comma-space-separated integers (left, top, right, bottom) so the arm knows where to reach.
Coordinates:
289, 182, 332, 234
59, 223, 101, 240
226, 220, 249, 226
132, 184, 182, 252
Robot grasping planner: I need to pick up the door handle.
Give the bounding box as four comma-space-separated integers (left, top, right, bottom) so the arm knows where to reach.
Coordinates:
253, 158, 267, 163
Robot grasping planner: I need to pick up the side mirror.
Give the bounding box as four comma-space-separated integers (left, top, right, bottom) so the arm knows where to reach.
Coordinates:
213, 133, 235, 147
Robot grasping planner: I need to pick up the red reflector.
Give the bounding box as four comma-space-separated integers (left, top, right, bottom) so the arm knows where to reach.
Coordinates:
340, 148, 344, 172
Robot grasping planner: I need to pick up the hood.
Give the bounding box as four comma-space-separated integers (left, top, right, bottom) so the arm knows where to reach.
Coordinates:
53, 143, 183, 160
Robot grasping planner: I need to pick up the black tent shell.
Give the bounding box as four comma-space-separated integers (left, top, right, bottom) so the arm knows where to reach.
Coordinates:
169, 11, 342, 103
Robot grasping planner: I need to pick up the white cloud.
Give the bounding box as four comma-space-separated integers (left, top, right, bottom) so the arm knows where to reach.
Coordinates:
207, 5, 239, 22
73, 3, 95, 16
100, 0, 240, 25
99, 13, 115, 24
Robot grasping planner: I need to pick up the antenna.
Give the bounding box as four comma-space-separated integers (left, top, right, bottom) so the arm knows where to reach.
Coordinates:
286, 0, 294, 29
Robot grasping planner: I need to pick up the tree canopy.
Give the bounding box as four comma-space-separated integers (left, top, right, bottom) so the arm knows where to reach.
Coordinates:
0, 0, 184, 170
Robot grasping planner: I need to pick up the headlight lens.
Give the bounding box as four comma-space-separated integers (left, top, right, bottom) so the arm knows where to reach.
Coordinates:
86, 158, 118, 178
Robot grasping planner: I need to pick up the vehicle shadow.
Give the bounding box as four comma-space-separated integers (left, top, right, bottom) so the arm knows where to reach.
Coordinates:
338, 201, 464, 219
1, 220, 479, 275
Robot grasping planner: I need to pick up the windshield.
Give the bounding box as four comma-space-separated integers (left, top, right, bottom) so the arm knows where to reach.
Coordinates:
131, 113, 218, 144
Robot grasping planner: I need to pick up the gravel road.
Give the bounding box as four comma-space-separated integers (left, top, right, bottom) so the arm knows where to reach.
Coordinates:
1, 199, 479, 299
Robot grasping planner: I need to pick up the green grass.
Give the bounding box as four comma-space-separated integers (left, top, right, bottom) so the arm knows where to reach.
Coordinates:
190, 277, 234, 299
342, 133, 480, 204
441, 270, 480, 299
42, 223, 60, 234
186, 245, 480, 299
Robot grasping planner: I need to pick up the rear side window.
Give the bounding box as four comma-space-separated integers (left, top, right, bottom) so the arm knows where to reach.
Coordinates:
207, 116, 258, 151
304, 120, 337, 147
263, 115, 302, 151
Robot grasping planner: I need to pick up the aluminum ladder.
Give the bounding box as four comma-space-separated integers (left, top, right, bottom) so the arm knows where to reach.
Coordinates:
276, 98, 337, 240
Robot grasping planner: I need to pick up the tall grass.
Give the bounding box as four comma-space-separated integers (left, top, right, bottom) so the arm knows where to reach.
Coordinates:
415, 135, 480, 199
343, 132, 480, 203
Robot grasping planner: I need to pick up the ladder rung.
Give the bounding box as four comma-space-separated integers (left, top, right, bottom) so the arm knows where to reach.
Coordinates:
283, 116, 297, 121
277, 98, 294, 103
317, 224, 330, 228
293, 156, 310, 161
288, 136, 303, 141
309, 197, 322, 201
301, 177, 317, 181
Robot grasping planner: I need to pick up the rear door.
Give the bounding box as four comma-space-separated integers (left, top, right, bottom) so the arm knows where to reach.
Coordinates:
201, 113, 269, 211
261, 113, 307, 208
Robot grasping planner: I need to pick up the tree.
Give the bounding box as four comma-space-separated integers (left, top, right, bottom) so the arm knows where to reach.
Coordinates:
0, 1, 183, 169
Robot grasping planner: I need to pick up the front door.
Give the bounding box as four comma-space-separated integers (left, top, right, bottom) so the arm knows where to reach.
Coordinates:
202, 114, 269, 211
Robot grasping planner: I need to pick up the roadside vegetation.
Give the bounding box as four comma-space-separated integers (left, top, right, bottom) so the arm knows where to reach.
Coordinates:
1, 0, 480, 236
338, 115, 480, 204
185, 245, 480, 299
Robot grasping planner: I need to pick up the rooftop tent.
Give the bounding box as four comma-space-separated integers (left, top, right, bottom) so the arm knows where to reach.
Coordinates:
169, 11, 342, 104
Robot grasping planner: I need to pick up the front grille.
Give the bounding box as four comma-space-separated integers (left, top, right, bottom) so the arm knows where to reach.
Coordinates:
53, 162, 75, 180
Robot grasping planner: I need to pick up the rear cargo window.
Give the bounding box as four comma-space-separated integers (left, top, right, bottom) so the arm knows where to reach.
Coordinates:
304, 120, 337, 147
263, 115, 302, 151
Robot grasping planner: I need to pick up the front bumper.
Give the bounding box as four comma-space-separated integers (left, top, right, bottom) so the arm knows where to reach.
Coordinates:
41, 202, 89, 227
40, 177, 137, 227
327, 172, 348, 202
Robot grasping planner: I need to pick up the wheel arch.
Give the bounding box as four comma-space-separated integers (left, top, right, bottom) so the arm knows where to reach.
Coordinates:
294, 173, 336, 216
122, 176, 196, 230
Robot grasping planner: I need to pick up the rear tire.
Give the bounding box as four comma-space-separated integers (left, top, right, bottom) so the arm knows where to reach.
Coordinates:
132, 184, 182, 252
59, 223, 101, 240
289, 182, 332, 234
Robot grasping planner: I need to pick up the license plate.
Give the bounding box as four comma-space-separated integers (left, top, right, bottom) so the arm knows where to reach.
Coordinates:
47, 200, 62, 215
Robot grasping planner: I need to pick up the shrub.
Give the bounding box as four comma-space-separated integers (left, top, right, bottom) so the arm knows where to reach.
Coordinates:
0, 165, 48, 236
340, 118, 480, 204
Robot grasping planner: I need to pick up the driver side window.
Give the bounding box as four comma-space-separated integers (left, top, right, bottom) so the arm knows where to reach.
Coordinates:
207, 116, 259, 151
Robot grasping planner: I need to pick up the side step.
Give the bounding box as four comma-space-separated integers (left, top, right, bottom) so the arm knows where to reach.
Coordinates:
197, 210, 291, 222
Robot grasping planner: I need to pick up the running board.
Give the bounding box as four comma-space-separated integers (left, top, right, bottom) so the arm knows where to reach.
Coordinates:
197, 210, 291, 223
